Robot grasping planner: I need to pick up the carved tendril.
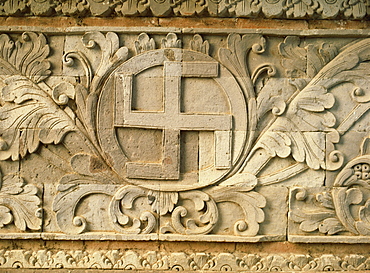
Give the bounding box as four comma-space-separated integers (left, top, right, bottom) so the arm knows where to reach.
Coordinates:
63, 51, 93, 89
108, 186, 156, 234
168, 191, 218, 235
251, 63, 276, 85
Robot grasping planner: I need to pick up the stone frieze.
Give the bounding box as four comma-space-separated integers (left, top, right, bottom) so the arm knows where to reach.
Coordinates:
0, 249, 369, 271
0, 0, 369, 19
0, 29, 369, 243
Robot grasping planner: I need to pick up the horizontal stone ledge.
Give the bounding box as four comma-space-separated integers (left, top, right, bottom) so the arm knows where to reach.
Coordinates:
0, 233, 285, 242
1, 24, 370, 36
289, 235, 370, 244
2, 268, 358, 273
0, 17, 369, 35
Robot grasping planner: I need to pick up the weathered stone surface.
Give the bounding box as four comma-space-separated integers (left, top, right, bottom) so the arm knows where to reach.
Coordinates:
0, 26, 369, 269
0, 249, 370, 271
289, 154, 370, 242
0, 0, 369, 19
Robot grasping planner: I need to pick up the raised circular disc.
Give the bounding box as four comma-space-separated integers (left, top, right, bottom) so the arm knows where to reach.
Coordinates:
97, 48, 247, 191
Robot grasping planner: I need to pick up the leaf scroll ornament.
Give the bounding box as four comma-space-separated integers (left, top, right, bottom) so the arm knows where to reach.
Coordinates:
207, 186, 266, 236
0, 32, 76, 160
254, 38, 370, 170
289, 188, 346, 235
0, 173, 42, 230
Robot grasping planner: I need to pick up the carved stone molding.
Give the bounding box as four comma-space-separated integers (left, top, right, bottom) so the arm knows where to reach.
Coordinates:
0, 0, 368, 19
0, 28, 369, 243
0, 249, 369, 271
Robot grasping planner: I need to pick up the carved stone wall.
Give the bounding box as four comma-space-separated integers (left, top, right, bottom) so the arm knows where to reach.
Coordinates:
0, 14, 369, 271
0, 0, 369, 19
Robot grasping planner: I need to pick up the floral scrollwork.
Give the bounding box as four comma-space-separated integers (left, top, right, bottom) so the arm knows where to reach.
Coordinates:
290, 153, 370, 236
108, 186, 156, 234
0, 173, 42, 231
332, 155, 370, 235
208, 186, 266, 236
161, 190, 218, 235
55, 182, 267, 236
7, 30, 370, 240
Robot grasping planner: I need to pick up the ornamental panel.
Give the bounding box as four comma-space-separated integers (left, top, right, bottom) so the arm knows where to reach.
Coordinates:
0, 29, 369, 245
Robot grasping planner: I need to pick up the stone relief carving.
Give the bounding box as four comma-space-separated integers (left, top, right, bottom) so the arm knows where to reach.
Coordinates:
0, 173, 42, 231
0, 0, 368, 18
52, 32, 267, 237
289, 139, 370, 238
0, 29, 369, 242
0, 249, 369, 271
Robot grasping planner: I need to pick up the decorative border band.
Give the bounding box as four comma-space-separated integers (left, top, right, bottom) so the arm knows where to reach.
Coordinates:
0, 250, 369, 271
0, 0, 369, 19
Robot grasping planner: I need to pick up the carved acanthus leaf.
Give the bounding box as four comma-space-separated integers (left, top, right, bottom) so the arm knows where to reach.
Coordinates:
0, 206, 12, 228
135, 33, 155, 54
109, 186, 156, 234
0, 173, 42, 231
148, 191, 178, 216
279, 36, 307, 78
209, 187, 266, 236
279, 36, 338, 79
218, 33, 265, 100
289, 209, 340, 234
218, 33, 267, 176
307, 43, 338, 78
254, 119, 331, 170
328, 156, 370, 235
357, 200, 370, 235
62, 31, 130, 155
336, 63, 370, 103
163, 190, 218, 235
82, 31, 129, 92
0, 32, 77, 160
0, 32, 51, 83
316, 192, 335, 209
254, 38, 370, 170
289, 188, 346, 235
0, 75, 76, 160
190, 34, 209, 55
256, 79, 290, 120
53, 183, 117, 234
161, 33, 181, 49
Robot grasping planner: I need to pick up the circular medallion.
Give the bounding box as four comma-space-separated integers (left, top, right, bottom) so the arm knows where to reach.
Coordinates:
98, 48, 247, 191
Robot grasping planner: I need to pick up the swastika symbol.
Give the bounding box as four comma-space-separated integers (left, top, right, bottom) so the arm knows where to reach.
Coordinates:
115, 61, 232, 180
